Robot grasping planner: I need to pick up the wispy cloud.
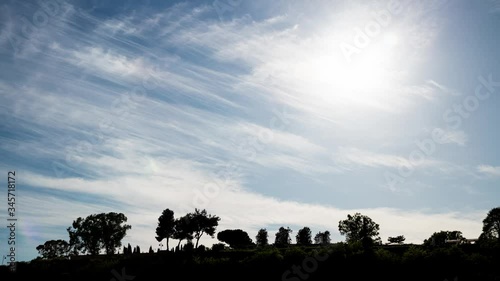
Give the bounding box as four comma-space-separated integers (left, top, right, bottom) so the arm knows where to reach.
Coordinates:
477, 165, 500, 177
333, 147, 439, 170
434, 128, 469, 146
15, 171, 485, 261
0, 0, 496, 262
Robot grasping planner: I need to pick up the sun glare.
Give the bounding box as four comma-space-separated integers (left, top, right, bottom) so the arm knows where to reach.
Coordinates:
383, 32, 399, 47
304, 33, 400, 109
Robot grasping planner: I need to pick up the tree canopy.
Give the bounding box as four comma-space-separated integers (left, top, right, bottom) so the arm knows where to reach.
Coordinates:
423, 230, 464, 247
388, 235, 406, 244
217, 229, 254, 249
173, 215, 194, 248
67, 212, 131, 255
155, 208, 176, 251
481, 207, 500, 242
274, 227, 292, 247
314, 231, 331, 245
338, 213, 381, 246
296, 227, 312, 246
256, 228, 269, 247
36, 239, 70, 259
187, 208, 220, 248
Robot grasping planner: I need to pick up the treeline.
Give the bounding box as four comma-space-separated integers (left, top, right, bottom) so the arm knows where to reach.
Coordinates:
33, 207, 500, 259
1, 207, 498, 280
4, 236, 500, 281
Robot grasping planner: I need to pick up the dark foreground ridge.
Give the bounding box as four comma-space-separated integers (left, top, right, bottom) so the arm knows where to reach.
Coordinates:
1, 242, 500, 281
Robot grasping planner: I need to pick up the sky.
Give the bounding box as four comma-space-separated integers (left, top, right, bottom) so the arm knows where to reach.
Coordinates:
0, 0, 499, 262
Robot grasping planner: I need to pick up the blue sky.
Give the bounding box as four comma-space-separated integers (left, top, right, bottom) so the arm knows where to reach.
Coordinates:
1, 0, 500, 262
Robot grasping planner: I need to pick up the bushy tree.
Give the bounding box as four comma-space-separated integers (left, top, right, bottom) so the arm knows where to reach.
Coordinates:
67, 212, 131, 255
36, 240, 70, 259
388, 235, 406, 244
211, 243, 227, 252
423, 231, 464, 247
186, 208, 220, 248
173, 215, 193, 248
481, 207, 500, 242
183, 240, 194, 252
256, 228, 269, 247
296, 227, 312, 246
314, 231, 331, 245
274, 227, 292, 247
155, 208, 176, 251
217, 229, 254, 249
338, 213, 381, 247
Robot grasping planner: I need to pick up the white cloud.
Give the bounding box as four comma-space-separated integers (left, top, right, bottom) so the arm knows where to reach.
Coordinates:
333, 147, 438, 169
434, 128, 468, 146
70, 47, 148, 78
0, 0, 492, 262
13, 170, 485, 262
477, 165, 500, 177
160, 1, 448, 125
426, 80, 461, 96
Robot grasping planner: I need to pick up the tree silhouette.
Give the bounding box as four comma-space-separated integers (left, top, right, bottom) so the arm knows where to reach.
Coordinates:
388, 235, 406, 244
148, 246, 154, 253
211, 243, 226, 252
481, 207, 500, 242
173, 215, 194, 248
67, 212, 131, 255
155, 208, 175, 251
314, 231, 331, 245
423, 231, 464, 247
274, 227, 292, 247
36, 240, 70, 259
296, 227, 312, 246
183, 240, 194, 252
338, 213, 381, 247
100, 213, 131, 254
217, 229, 253, 249
127, 243, 132, 255
256, 228, 268, 247
187, 208, 220, 248
133, 245, 140, 254
67, 216, 101, 255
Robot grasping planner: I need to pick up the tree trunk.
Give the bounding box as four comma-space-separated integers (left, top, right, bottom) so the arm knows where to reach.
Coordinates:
195, 233, 203, 248
166, 237, 169, 251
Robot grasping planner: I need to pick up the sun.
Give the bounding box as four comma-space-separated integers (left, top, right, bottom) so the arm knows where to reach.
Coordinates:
301, 31, 402, 108
383, 32, 399, 47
